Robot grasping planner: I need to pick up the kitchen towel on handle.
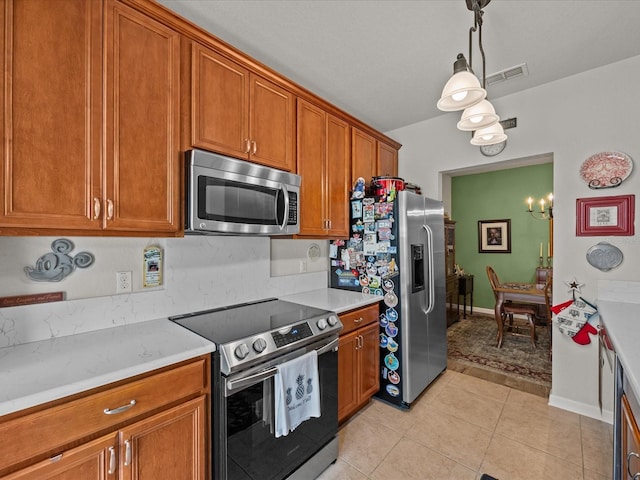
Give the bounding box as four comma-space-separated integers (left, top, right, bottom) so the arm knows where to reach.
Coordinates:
273, 349, 321, 438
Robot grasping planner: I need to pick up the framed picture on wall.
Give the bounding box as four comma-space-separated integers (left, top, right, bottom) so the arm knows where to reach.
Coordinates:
576, 194, 635, 236
478, 219, 511, 253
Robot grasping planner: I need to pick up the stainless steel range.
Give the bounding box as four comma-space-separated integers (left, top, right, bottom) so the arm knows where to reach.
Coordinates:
170, 298, 342, 480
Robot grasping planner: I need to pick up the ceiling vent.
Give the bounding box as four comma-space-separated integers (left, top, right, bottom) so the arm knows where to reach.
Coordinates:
486, 63, 529, 86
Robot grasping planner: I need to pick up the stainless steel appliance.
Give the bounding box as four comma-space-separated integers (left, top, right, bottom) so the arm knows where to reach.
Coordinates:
330, 189, 447, 408
185, 149, 300, 235
170, 299, 342, 480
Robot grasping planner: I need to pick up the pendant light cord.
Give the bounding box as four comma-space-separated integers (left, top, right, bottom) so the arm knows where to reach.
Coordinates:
468, 0, 486, 88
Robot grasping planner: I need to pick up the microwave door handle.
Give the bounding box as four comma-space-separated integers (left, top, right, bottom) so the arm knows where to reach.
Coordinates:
277, 183, 289, 231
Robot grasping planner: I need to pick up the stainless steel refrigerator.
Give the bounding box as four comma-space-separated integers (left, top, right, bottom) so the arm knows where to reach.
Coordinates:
330, 190, 447, 408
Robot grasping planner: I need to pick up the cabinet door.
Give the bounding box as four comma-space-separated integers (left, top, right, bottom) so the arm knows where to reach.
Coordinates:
359, 322, 381, 400
297, 100, 327, 236
190, 42, 249, 159
104, 0, 181, 233
249, 74, 295, 171
325, 114, 350, 237
622, 394, 640, 480
351, 127, 376, 189
337, 331, 359, 423
0, 0, 102, 231
120, 396, 206, 480
2, 434, 116, 480
377, 142, 398, 177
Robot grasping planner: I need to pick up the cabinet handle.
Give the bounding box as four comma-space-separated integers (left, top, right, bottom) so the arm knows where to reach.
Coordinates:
103, 399, 136, 415
93, 197, 101, 219
244, 138, 251, 154
108, 446, 116, 474
628, 451, 640, 478
124, 439, 132, 467
251, 140, 257, 155
354, 317, 363, 324
327, 219, 331, 230
106, 199, 114, 220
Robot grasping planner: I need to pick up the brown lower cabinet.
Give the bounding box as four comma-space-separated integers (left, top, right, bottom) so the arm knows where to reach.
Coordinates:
621, 393, 640, 479
0, 357, 209, 479
338, 304, 380, 424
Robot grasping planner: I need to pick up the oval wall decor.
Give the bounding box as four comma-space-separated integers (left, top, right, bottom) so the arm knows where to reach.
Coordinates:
580, 151, 633, 189
586, 242, 623, 271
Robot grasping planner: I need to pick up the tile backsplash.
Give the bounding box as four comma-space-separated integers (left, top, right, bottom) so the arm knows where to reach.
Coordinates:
0, 235, 328, 348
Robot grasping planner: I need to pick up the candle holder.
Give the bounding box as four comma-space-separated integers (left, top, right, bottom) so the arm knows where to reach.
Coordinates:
539, 256, 544, 267
547, 256, 553, 268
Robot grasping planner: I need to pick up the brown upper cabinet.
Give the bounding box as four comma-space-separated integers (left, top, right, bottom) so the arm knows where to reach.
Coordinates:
296, 99, 350, 238
351, 127, 400, 190
351, 128, 377, 190
188, 42, 296, 172
0, 0, 181, 235
377, 141, 399, 177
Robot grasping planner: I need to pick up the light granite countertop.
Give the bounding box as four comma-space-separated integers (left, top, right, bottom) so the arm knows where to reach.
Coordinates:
0, 288, 377, 418
0, 319, 216, 417
280, 288, 383, 314
597, 280, 640, 398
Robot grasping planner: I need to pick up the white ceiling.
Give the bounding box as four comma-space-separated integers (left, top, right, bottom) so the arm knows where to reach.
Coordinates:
157, 0, 640, 133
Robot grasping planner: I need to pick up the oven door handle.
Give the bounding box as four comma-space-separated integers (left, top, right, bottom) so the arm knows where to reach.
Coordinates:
314, 337, 339, 356
226, 366, 279, 394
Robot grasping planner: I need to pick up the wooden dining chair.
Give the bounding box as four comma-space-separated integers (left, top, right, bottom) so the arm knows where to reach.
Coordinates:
544, 277, 553, 359
486, 266, 539, 348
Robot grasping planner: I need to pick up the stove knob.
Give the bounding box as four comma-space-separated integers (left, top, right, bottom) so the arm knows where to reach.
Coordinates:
316, 319, 327, 330
253, 338, 267, 353
234, 343, 250, 360
327, 316, 338, 327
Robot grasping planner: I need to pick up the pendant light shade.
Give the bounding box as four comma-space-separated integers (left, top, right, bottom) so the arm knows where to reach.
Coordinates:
437, 1, 510, 147
457, 99, 499, 131
437, 54, 486, 112
470, 122, 507, 146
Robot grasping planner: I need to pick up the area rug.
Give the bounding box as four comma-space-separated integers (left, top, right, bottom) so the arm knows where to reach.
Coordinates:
447, 313, 552, 387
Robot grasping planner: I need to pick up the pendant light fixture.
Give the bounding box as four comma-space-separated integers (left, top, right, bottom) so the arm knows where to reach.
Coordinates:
437, 0, 506, 146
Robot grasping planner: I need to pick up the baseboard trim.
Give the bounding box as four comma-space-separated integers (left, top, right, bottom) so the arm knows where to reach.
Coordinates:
548, 393, 613, 424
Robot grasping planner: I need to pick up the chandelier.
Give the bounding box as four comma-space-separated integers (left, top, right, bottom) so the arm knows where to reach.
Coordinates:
436, 0, 507, 146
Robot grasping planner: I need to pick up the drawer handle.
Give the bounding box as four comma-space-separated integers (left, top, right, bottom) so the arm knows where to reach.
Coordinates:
108, 446, 116, 474
354, 317, 363, 324
103, 399, 136, 415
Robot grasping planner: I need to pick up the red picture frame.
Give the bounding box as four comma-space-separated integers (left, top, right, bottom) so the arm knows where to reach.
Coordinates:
576, 194, 635, 236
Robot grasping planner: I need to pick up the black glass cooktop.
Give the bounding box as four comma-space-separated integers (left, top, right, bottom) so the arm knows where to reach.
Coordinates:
169, 298, 331, 345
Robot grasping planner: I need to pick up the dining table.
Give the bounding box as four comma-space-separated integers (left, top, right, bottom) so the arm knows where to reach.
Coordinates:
494, 282, 550, 348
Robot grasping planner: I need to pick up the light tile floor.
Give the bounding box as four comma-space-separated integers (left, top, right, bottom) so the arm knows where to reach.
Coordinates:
317, 370, 613, 480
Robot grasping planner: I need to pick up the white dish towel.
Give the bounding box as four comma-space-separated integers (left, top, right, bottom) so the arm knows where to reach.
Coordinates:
273, 349, 321, 438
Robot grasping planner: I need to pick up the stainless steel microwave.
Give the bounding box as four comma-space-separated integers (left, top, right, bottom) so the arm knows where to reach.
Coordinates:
185, 149, 301, 235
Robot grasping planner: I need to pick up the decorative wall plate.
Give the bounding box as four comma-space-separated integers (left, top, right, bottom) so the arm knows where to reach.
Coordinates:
580, 151, 633, 189
585, 242, 623, 271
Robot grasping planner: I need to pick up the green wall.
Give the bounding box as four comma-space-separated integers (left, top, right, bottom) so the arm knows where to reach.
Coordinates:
451, 163, 553, 310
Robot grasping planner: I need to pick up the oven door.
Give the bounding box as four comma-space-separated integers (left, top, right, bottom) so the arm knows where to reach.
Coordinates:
215, 338, 338, 480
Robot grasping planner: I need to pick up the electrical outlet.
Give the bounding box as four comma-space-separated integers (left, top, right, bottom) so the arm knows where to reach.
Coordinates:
299, 260, 307, 273
116, 271, 132, 293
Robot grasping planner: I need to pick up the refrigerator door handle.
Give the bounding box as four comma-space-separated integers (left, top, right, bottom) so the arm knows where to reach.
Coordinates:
422, 224, 435, 315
